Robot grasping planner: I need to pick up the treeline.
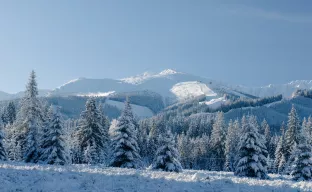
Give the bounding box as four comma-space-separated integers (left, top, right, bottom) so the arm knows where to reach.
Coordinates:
161, 94, 283, 121
210, 94, 283, 113
293, 89, 312, 99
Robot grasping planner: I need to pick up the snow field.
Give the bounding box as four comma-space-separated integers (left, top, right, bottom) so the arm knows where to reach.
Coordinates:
171, 81, 217, 101
0, 162, 311, 192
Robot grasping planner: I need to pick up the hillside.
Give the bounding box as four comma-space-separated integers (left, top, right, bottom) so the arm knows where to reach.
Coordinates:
235, 80, 312, 98
0, 161, 310, 192
45, 69, 254, 105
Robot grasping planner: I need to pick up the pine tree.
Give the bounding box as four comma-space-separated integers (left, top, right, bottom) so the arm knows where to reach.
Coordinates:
98, 103, 110, 163
235, 115, 269, 179
177, 133, 191, 169
290, 133, 312, 181
209, 112, 226, 171
274, 123, 287, 174
151, 130, 182, 172
138, 120, 149, 161
75, 98, 106, 164
0, 126, 7, 161
1, 101, 16, 126
110, 99, 141, 168
14, 70, 45, 163
263, 119, 274, 160
304, 116, 312, 144
225, 119, 240, 171
284, 105, 301, 164
148, 116, 166, 163
39, 106, 68, 165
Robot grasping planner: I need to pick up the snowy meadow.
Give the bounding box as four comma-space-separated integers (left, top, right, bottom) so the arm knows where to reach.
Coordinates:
0, 161, 311, 192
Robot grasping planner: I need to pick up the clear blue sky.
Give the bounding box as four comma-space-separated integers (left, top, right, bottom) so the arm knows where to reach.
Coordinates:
0, 0, 312, 93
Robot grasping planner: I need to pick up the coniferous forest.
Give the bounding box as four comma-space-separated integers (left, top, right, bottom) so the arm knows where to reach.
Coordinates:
0, 70, 311, 183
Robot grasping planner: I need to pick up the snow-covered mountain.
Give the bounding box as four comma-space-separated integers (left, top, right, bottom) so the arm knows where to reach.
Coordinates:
234, 80, 312, 98
1, 69, 311, 104
0, 90, 51, 101
49, 69, 250, 105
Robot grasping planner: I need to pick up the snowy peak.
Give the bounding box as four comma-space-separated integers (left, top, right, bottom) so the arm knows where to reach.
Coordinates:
120, 69, 182, 85
158, 69, 180, 76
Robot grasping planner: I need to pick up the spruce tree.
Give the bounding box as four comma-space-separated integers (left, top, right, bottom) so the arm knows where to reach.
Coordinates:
39, 106, 68, 165
148, 116, 166, 163
75, 98, 106, 164
225, 119, 240, 171
274, 124, 287, 174
1, 101, 16, 126
284, 105, 301, 164
235, 115, 269, 179
98, 103, 110, 163
304, 116, 312, 144
151, 130, 182, 172
0, 126, 7, 161
177, 133, 191, 169
14, 70, 45, 163
110, 99, 141, 168
290, 133, 312, 181
209, 112, 226, 171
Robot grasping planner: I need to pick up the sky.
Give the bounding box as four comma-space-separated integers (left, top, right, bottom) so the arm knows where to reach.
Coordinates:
0, 0, 312, 93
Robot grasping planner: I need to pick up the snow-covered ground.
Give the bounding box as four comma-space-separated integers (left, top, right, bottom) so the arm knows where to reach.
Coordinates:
0, 161, 311, 192
201, 97, 228, 110
171, 81, 217, 101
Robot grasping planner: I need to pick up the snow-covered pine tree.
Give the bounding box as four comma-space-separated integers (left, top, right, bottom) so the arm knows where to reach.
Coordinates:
290, 131, 312, 181
110, 99, 141, 168
260, 119, 267, 135
262, 119, 275, 163
75, 98, 106, 164
209, 112, 227, 171
235, 115, 269, 179
303, 116, 312, 144
186, 118, 200, 138
1, 101, 16, 126
0, 125, 7, 161
151, 130, 182, 172
13, 70, 45, 163
274, 124, 287, 174
98, 103, 110, 163
262, 119, 270, 147
284, 105, 301, 164
39, 106, 69, 165
225, 119, 240, 171
148, 116, 166, 163
177, 133, 191, 169
138, 120, 149, 161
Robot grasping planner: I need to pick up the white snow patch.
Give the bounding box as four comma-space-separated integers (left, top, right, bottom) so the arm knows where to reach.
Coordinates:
121, 69, 182, 85
76, 91, 115, 97
171, 81, 217, 100
202, 97, 227, 109
57, 78, 85, 89
0, 162, 311, 192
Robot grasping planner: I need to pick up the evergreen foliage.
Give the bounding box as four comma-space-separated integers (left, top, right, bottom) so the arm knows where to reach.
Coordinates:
110, 99, 141, 168
151, 130, 182, 172
235, 115, 269, 179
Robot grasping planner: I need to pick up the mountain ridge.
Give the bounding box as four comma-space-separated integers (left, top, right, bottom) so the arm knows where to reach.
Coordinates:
0, 69, 311, 101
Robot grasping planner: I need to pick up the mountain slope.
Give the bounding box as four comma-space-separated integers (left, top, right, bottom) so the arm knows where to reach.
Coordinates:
49, 69, 253, 106
234, 80, 312, 98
